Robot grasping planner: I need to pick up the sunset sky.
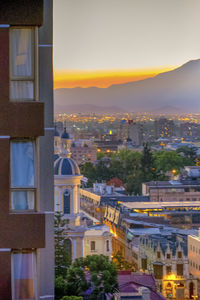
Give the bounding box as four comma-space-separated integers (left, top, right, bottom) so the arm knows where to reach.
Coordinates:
53, 0, 200, 89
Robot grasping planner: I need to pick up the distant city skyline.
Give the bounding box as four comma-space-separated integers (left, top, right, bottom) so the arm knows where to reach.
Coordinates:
54, 0, 200, 88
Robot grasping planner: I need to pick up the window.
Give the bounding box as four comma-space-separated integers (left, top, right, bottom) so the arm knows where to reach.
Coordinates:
153, 264, 163, 279
106, 240, 110, 252
157, 251, 161, 259
178, 251, 182, 259
91, 241, 96, 251
12, 250, 36, 300
166, 253, 171, 259
177, 264, 183, 276
64, 239, 72, 260
166, 265, 172, 275
141, 258, 147, 270
10, 28, 37, 101
63, 189, 70, 214
11, 140, 36, 210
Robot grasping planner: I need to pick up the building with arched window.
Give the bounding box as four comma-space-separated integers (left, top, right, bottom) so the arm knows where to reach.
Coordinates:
54, 128, 112, 261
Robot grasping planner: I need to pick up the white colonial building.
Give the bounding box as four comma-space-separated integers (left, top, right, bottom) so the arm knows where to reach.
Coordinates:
54, 127, 112, 261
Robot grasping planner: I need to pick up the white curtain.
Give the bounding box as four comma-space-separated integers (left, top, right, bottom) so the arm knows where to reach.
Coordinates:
11, 191, 34, 210
10, 81, 34, 100
10, 28, 34, 101
13, 252, 35, 300
11, 141, 35, 188
11, 29, 33, 77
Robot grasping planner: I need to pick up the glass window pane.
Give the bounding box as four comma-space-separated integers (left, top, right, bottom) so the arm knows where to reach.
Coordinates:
10, 81, 34, 101
11, 191, 35, 210
13, 252, 35, 300
10, 29, 33, 78
63, 189, 70, 214
11, 141, 35, 187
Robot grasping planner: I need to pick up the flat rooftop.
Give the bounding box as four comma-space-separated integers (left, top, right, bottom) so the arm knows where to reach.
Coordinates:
121, 201, 200, 210
144, 180, 200, 188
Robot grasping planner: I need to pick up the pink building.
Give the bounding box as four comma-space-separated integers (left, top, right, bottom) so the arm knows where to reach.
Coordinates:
71, 144, 97, 165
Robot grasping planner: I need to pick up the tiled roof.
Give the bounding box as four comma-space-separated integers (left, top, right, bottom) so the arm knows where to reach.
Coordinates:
117, 272, 166, 300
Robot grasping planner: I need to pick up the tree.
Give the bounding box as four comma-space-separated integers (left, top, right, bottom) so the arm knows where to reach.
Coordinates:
141, 143, 156, 182
126, 170, 143, 195
107, 177, 123, 187
55, 212, 72, 278
65, 255, 118, 300
176, 146, 197, 163
97, 152, 105, 160
80, 162, 96, 187
95, 161, 111, 182
112, 250, 136, 271
60, 296, 83, 300
153, 150, 193, 174
55, 276, 67, 300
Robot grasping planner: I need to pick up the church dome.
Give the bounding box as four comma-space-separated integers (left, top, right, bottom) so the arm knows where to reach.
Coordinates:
54, 154, 59, 161
61, 128, 70, 139
54, 156, 80, 176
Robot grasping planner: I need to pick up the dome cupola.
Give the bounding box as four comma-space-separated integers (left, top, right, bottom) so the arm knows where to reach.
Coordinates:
54, 156, 80, 176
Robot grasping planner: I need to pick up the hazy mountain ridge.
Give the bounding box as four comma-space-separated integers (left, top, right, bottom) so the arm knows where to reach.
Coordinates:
54, 59, 200, 113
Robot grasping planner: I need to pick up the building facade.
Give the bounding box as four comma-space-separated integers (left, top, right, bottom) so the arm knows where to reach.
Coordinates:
188, 230, 200, 297
54, 132, 112, 261
154, 118, 175, 138
71, 142, 97, 165
139, 234, 197, 299
142, 166, 200, 203
0, 1, 54, 299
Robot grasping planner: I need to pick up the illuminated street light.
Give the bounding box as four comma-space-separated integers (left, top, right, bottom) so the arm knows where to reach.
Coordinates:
172, 169, 177, 175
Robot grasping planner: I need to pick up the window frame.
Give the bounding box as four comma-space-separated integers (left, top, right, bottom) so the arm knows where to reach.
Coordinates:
166, 253, 171, 259
10, 138, 38, 212
11, 249, 37, 300
106, 240, 110, 252
157, 251, 161, 259
177, 251, 182, 259
166, 265, 172, 275
90, 241, 96, 252
9, 26, 38, 102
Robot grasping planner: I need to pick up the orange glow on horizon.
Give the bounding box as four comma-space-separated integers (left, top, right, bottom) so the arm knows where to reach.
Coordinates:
54, 66, 176, 89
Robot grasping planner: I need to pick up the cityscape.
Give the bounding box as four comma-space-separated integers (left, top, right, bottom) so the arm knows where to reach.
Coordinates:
1, 1, 200, 300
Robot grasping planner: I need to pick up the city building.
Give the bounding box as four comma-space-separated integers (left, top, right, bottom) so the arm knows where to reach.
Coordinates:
139, 233, 198, 299
71, 141, 97, 165
84, 225, 112, 257
129, 122, 144, 146
180, 122, 200, 139
80, 183, 149, 222
188, 230, 200, 293
120, 201, 200, 228
54, 128, 97, 165
154, 118, 175, 138
54, 132, 112, 260
142, 166, 200, 202
114, 271, 166, 300
0, 0, 54, 298
95, 140, 122, 153
117, 119, 129, 142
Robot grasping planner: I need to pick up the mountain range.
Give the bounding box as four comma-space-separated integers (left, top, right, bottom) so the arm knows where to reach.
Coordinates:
54, 59, 200, 114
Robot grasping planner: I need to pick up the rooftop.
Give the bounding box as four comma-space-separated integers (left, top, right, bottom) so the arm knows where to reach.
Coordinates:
117, 272, 165, 300
121, 201, 200, 210
144, 180, 200, 187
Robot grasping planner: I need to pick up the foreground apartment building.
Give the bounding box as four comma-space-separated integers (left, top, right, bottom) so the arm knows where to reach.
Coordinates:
0, 1, 54, 299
